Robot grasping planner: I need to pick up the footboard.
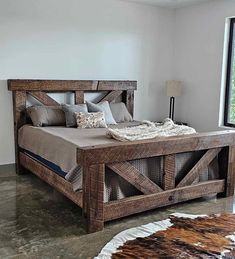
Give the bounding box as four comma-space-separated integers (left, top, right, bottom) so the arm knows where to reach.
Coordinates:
77, 131, 235, 233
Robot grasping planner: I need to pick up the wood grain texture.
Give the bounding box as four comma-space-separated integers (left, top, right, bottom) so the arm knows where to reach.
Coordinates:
104, 180, 225, 221
75, 91, 84, 104
97, 81, 137, 91
9, 79, 137, 176
20, 152, 83, 207
8, 79, 235, 234
226, 146, 235, 196
163, 154, 175, 190
107, 162, 162, 194
77, 131, 235, 165
12, 91, 27, 174
83, 164, 105, 233
177, 148, 222, 188
123, 90, 134, 116
27, 91, 59, 106
112, 213, 235, 259
100, 90, 123, 103
8, 80, 98, 91
218, 147, 229, 198
8, 79, 136, 91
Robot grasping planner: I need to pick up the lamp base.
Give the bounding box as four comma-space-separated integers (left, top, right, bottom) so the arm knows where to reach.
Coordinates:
169, 96, 175, 121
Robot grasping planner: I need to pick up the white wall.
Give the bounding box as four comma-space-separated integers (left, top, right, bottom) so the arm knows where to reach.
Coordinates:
173, 0, 235, 131
0, 0, 174, 165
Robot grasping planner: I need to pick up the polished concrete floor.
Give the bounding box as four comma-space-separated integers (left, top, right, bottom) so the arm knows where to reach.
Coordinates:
0, 165, 235, 259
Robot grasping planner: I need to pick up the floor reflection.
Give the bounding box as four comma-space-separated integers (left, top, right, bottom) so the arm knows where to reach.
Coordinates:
0, 168, 235, 258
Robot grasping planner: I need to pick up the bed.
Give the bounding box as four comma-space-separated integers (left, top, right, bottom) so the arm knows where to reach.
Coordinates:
8, 79, 235, 233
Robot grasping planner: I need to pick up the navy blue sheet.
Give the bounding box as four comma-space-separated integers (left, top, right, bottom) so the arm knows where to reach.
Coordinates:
22, 149, 67, 178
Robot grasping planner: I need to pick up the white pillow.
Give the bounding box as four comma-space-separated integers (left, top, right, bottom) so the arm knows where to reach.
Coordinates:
86, 101, 117, 124
110, 102, 133, 122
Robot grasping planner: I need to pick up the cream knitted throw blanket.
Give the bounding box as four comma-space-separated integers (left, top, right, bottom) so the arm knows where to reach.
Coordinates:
107, 118, 196, 142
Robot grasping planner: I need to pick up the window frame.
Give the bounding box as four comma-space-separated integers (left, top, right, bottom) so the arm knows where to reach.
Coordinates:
224, 18, 235, 127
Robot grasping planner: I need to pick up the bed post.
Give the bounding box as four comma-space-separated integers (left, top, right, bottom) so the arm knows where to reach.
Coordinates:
219, 146, 235, 197
11, 90, 27, 174
75, 91, 84, 104
226, 146, 235, 196
163, 154, 175, 190
123, 90, 134, 117
83, 163, 105, 233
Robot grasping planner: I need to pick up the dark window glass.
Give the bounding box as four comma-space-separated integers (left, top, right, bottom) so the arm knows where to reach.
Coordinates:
224, 18, 235, 127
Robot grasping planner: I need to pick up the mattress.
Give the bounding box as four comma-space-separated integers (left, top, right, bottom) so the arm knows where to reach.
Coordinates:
22, 149, 67, 178
18, 122, 140, 173
18, 123, 219, 202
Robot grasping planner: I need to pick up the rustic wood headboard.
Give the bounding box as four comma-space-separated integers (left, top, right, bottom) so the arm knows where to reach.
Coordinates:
8, 79, 137, 173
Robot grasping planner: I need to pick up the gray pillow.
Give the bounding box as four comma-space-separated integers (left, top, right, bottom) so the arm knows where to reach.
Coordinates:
27, 106, 66, 127
110, 102, 133, 123
86, 101, 117, 125
62, 104, 88, 127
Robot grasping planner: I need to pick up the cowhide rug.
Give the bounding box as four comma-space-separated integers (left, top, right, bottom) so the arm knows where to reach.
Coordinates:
95, 213, 235, 259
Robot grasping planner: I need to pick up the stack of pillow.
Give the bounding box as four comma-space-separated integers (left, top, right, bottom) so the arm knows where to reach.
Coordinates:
27, 101, 133, 128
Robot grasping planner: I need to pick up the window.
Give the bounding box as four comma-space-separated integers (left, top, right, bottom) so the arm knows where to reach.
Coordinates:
224, 18, 235, 127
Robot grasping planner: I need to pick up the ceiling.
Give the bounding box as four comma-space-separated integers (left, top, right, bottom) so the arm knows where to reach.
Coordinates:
123, 0, 212, 8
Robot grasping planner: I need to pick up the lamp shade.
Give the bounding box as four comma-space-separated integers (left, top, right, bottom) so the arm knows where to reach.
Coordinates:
166, 80, 182, 97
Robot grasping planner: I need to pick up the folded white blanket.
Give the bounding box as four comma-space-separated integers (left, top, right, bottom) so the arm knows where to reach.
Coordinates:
107, 118, 196, 141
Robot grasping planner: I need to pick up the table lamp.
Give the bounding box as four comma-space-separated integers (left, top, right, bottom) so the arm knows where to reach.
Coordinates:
166, 80, 182, 121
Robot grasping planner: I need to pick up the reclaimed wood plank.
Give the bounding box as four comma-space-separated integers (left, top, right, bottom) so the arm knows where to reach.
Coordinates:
20, 152, 83, 207
177, 148, 222, 188
98, 81, 137, 91
75, 91, 84, 104
83, 164, 105, 233
163, 154, 175, 190
100, 90, 123, 103
107, 162, 162, 194
8, 79, 137, 91
104, 180, 225, 221
77, 132, 235, 165
218, 147, 229, 198
27, 91, 59, 106
12, 91, 27, 174
226, 146, 235, 196
8, 80, 98, 91
123, 90, 134, 116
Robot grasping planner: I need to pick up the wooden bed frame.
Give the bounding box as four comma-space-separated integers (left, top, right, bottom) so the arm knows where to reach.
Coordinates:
8, 79, 235, 233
